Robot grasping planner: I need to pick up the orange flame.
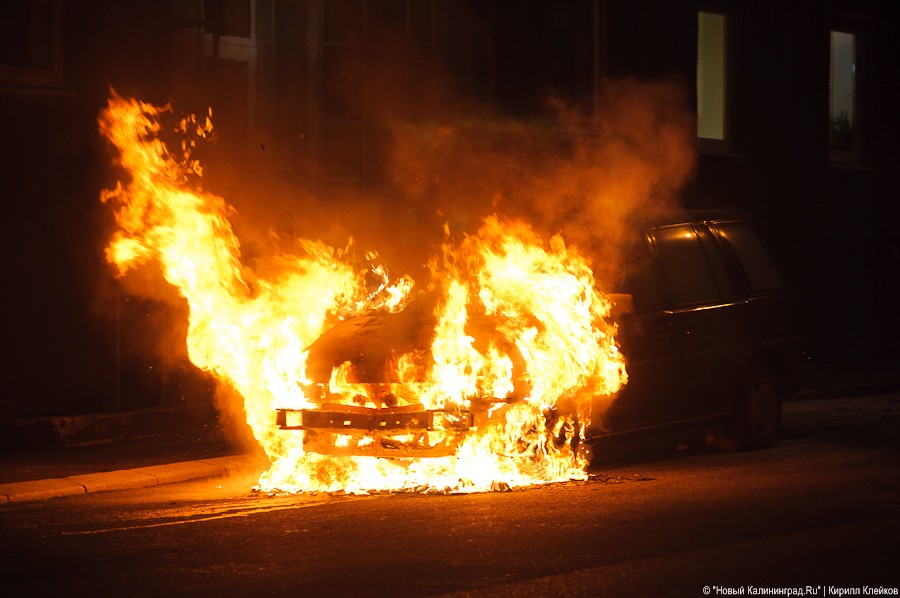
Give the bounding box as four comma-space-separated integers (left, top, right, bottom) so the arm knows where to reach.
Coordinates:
99, 94, 626, 494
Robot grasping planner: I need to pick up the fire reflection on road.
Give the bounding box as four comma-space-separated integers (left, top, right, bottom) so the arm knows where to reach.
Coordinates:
61, 494, 330, 535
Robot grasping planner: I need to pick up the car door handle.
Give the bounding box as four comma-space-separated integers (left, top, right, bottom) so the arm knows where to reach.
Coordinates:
656, 319, 674, 338
678, 318, 695, 336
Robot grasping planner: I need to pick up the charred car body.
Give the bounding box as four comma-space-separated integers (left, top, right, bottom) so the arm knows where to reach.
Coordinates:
277, 210, 805, 456
277, 290, 542, 458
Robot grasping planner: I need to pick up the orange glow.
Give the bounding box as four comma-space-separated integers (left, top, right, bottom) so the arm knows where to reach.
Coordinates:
99, 93, 626, 494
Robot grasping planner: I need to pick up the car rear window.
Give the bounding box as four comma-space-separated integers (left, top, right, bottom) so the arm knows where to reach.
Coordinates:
714, 221, 784, 292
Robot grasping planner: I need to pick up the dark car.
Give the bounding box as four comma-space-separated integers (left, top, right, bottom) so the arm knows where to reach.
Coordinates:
277, 210, 805, 455
594, 210, 805, 449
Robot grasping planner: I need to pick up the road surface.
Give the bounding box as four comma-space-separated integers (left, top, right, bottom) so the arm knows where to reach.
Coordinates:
2, 393, 899, 596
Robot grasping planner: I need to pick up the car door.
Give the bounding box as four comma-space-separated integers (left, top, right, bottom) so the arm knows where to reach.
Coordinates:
651, 223, 748, 422
595, 235, 682, 433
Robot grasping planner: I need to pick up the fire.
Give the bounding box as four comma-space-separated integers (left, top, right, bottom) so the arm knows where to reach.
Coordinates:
99, 93, 626, 494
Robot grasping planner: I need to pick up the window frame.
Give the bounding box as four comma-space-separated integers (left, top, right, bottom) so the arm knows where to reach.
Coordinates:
0, 0, 64, 91
828, 27, 864, 165
696, 8, 733, 155
314, 0, 425, 185
202, 0, 257, 152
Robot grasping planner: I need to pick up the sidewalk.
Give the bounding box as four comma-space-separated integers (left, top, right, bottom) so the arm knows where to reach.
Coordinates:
0, 402, 266, 505
2, 352, 898, 505
794, 350, 900, 400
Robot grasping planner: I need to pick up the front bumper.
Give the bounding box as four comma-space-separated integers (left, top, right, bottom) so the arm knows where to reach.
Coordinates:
276, 404, 475, 457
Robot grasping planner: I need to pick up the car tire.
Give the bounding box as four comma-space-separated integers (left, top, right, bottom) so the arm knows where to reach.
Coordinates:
729, 362, 782, 450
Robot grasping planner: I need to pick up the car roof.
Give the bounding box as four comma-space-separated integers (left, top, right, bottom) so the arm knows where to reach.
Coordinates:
647, 209, 751, 228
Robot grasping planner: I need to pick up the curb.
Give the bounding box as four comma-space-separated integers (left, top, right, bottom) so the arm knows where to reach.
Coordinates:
0, 454, 258, 505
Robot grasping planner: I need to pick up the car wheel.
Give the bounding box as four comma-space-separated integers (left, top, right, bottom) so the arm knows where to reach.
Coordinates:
729, 363, 782, 450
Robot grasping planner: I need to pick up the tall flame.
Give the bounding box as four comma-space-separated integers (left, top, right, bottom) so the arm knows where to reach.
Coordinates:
99, 94, 626, 494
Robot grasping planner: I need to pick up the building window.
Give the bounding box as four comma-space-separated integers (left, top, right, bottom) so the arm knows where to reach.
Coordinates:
204, 0, 252, 38
829, 30, 856, 156
317, 0, 429, 184
0, 0, 63, 89
203, 0, 256, 151
696, 10, 728, 149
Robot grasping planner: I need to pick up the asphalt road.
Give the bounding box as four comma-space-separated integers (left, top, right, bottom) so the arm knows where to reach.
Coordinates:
2, 393, 899, 597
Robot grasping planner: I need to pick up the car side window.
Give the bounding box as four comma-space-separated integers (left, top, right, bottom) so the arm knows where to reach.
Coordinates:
714, 221, 784, 292
695, 224, 739, 299
652, 225, 720, 307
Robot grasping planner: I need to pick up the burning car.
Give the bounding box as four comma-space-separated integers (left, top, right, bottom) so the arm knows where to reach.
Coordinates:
277, 210, 805, 456
98, 94, 800, 492
272, 213, 624, 471
99, 92, 621, 490
277, 289, 541, 458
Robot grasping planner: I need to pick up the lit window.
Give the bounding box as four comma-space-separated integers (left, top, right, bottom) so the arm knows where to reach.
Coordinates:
829, 31, 856, 153
697, 11, 727, 142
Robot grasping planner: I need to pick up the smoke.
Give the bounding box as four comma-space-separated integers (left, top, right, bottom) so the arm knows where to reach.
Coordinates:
385, 77, 697, 288
97, 61, 697, 448
195, 1, 698, 289
205, 77, 698, 292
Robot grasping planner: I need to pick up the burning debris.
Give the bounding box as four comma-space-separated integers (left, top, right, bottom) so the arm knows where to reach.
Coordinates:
99, 93, 627, 495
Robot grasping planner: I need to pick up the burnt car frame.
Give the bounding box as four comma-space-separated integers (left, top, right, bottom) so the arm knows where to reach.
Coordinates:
277, 291, 536, 458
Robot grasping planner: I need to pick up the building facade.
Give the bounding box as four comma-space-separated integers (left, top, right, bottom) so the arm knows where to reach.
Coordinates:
1, 0, 897, 416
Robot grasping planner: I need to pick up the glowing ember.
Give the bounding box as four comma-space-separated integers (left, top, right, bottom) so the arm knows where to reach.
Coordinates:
99, 93, 626, 494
